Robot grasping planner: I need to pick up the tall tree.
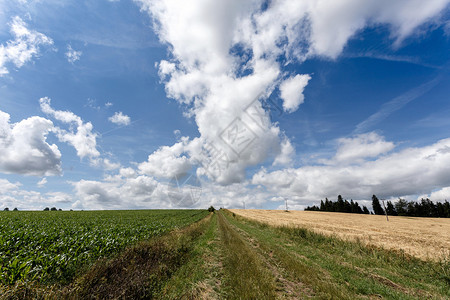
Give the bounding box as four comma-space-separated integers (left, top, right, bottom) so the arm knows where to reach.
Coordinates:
336, 195, 345, 212
362, 206, 370, 214
395, 198, 408, 216
386, 201, 397, 216
372, 195, 385, 215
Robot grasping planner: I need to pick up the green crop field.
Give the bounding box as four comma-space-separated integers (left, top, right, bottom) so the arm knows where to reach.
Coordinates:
1, 209, 448, 299
0, 209, 208, 285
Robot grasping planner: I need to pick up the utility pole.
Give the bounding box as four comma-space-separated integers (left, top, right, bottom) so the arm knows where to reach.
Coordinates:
243, 201, 245, 209
285, 197, 288, 212
381, 199, 389, 221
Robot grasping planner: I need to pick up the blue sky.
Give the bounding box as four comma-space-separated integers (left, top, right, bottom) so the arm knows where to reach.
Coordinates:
0, 0, 449, 210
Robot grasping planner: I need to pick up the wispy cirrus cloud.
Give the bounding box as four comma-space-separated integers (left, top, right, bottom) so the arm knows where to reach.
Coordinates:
354, 75, 442, 134
65, 44, 82, 64
0, 16, 53, 76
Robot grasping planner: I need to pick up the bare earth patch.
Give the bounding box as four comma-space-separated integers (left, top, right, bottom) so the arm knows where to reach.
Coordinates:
230, 209, 450, 261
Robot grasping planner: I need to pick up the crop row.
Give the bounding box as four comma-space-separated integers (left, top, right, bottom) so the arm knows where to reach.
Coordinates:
0, 209, 208, 284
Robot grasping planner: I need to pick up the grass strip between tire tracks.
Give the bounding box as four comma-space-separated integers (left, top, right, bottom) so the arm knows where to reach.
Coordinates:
217, 211, 277, 299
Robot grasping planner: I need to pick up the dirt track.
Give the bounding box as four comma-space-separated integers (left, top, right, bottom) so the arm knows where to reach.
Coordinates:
230, 209, 450, 261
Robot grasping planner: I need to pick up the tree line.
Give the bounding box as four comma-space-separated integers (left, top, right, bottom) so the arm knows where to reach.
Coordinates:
305, 195, 370, 214
305, 195, 450, 218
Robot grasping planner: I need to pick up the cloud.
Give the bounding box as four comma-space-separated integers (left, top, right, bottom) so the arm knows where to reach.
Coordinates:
44, 191, 73, 204
40, 97, 121, 171
102, 158, 120, 170
70, 166, 271, 209
59, 133, 450, 209
40, 97, 100, 161
0, 110, 62, 176
273, 137, 294, 166
65, 44, 82, 64
420, 186, 450, 202
0, 178, 21, 192
108, 111, 131, 126
138, 141, 191, 179
279, 74, 311, 113
0, 16, 53, 76
304, 0, 450, 58
37, 177, 47, 187
354, 76, 442, 134
135, 0, 448, 186
0, 178, 74, 210
326, 132, 395, 165
137, 0, 296, 184
72, 175, 161, 209
252, 134, 450, 204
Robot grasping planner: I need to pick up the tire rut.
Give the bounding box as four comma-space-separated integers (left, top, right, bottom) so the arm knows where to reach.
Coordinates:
225, 215, 312, 299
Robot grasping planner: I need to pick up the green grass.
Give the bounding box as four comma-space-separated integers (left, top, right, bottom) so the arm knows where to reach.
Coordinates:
224, 210, 450, 299
156, 212, 221, 299
218, 211, 277, 299
0, 209, 208, 285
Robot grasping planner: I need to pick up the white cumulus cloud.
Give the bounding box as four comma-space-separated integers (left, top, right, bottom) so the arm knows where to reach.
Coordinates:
72, 175, 160, 209
279, 74, 311, 113
40, 97, 100, 161
420, 187, 450, 202
252, 134, 450, 204
138, 141, 191, 179
0, 110, 61, 176
108, 111, 131, 126
135, 0, 448, 186
325, 132, 395, 165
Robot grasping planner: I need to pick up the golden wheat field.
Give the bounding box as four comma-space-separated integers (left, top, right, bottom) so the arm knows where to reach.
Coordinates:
230, 209, 450, 261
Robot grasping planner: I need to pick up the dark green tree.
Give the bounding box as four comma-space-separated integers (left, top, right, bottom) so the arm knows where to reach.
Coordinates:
362, 206, 370, 214
336, 195, 345, 212
305, 205, 320, 211
324, 198, 333, 212
406, 201, 416, 216
372, 195, 385, 215
444, 200, 450, 217
386, 201, 397, 216
344, 199, 352, 213
395, 198, 408, 216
